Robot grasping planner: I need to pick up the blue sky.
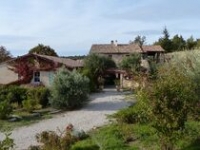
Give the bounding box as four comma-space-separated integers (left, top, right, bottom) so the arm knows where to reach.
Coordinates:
0, 0, 200, 56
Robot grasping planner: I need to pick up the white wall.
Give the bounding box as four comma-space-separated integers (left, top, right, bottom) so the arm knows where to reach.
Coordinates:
30, 71, 55, 87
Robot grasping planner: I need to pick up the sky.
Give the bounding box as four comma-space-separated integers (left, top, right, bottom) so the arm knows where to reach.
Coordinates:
0, 0, 200, 57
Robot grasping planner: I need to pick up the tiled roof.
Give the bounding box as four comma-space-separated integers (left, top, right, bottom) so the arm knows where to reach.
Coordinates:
90, 43, 164, 54
6, 53, 84, 69
142, 45, 165, 52
35, 54, 84, 68
90, 44, 141, 54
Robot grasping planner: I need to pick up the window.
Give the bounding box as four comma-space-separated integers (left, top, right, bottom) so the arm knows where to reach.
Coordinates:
108, 55, 112, 58
34, 71, 40, 82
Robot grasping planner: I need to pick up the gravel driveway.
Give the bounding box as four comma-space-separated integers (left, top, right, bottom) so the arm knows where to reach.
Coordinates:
0, 88, 131, 150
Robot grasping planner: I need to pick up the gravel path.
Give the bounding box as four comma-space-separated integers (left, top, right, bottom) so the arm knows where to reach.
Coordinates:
0, 88, 131, 150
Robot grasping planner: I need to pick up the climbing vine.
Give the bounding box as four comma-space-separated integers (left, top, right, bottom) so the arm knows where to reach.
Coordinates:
8, 54, 58, 84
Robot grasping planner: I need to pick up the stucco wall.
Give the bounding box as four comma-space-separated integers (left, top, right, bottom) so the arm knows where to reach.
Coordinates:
0, 63, 18, 84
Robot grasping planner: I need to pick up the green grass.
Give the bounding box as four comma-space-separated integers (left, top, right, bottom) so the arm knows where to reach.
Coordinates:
70, 138, 99, 150
71, 124, 134, 150
69, 121, 200, 150
70, 124, 158, 150
91, 125, 129, 150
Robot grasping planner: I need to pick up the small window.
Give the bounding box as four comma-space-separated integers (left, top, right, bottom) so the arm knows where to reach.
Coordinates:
126, 54, 130, 57
34, 71, 40, 82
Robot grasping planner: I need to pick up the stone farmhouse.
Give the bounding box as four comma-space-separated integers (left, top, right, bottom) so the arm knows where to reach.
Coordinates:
89, 41, 165, 89
90, 40, 164, 64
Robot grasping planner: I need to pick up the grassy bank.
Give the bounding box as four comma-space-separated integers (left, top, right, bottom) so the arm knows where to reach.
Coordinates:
69, 121, 200, 150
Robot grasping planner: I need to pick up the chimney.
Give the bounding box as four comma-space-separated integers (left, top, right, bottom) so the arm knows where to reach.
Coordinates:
111, 40, 118, 46
114, 40, 118, 46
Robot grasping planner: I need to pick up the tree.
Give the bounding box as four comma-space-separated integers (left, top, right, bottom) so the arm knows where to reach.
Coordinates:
171, 34, 186, 51
186, 36, 197, 50
50, 67, 89, 109
119, 53, 141, 74
29, 44, 58, 56
83, 54, 116, 91
163, 27, 170, 39
0, 46, 12, 63
133, 35, 146, 50
154, 27, 173, 53
196, 39, 200, 48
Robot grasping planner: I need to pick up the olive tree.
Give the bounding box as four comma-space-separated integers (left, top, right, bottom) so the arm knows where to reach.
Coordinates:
83, 54, 116, 91
50, 67, 89, 109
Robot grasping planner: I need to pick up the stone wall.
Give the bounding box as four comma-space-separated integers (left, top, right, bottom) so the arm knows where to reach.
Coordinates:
122, 78, 139, 90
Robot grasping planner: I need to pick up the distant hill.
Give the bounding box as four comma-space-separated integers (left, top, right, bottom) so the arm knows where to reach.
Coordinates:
61, 55, 86, 60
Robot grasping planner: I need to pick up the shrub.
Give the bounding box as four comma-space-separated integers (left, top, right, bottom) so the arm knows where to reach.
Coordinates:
6, 86, 27, 105
27, 87, 50, 108
22, 87, 50, 111
0, 101, 12, 119
81, 68, 96, 92
140, 66, 198, 150
0, 86, 8, 102
127, 50, 200, 149
22, 99, 41, 112
33, 124, 87, 150
35, 130, 76, 150
37, 88, 50, 108
167, 50, 200, 119
0, 133, 15, 150
113, 89, 151, 124
119, 53, 141, 74
0, 85, 27, 106
148, 58, 159, 79
50, 68, 89, 109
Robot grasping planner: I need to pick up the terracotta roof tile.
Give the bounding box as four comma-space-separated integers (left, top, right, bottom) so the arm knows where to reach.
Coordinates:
142, 45, 164, 52
90, 43, 164, 54
35, 54, 83, 68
